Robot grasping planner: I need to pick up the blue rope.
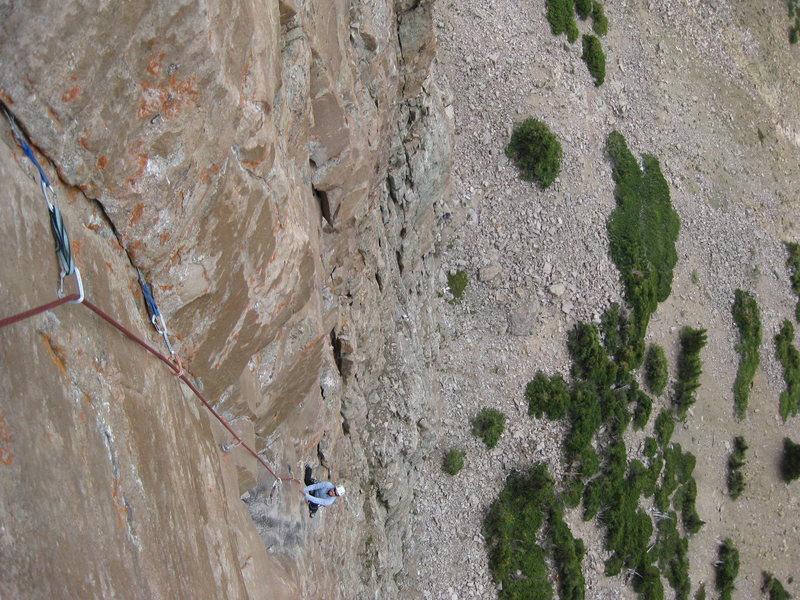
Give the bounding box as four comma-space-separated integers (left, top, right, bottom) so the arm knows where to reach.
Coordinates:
137, 269, 176, 357
3, 107, 52, 190
137, 269, 161, 320
19, 137, 52, 189
3, 106, 78, 294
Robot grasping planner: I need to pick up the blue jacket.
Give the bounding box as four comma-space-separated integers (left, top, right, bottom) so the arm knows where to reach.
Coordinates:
304, 482, 336, 506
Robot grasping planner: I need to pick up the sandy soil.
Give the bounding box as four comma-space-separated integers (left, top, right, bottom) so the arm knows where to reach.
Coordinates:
402, 0, 800, 598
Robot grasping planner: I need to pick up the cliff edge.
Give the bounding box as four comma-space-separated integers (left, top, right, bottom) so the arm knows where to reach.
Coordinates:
0, 1, 450, 598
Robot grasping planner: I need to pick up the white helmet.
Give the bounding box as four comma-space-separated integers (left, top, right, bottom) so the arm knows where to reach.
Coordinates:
335, 485, 346, 496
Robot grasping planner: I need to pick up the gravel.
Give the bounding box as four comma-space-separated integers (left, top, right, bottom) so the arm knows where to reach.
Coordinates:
400, 1, 800, 599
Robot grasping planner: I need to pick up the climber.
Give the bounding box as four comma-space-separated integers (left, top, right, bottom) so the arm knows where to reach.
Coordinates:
303, 465, 345, 517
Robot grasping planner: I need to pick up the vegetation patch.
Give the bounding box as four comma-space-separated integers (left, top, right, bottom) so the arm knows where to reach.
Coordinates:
546, 0, 579, 42
592, 1, 608, 35
507, 136, 697, 600
632, 389, 653, 430
442, 448, 465, 476
775, 320, 800, 421
505, 118, 563, 189
782, 437, 800, 483
471, 408, 506, 449
763, 571, 793, 600
606, 131, 680, 368
654, 409, 675, 448
484, 464, 585, 600
655, 514, 690, 599
715, 538, 740, 600
581, 34, 606, 86
673, 327, 708, 420
483, 466, 553, 599
574, 0, 591, 20
732, 289, 762, 419
526, 371, 570, 420
447, 270, 468, 303
789, 242, 800, 321
726, 436, 747, 500
789, 0, 800, 44
644, 344, 668, 396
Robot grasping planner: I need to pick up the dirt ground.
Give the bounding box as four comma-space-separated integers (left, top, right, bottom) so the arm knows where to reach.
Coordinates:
403, 0, 800, 598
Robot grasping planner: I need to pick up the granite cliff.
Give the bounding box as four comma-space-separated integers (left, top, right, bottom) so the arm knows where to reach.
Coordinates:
0, 1, 450, 598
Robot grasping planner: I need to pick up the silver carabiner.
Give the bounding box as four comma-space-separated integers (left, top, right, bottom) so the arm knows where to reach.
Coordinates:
58, 267, 84, 304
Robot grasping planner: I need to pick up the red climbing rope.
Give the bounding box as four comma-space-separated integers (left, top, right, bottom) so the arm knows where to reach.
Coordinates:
0, 293, 80, 328
1, 295, 301, 487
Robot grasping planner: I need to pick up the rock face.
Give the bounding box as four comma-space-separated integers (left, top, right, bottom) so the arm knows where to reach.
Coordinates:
0, 1, 450, 598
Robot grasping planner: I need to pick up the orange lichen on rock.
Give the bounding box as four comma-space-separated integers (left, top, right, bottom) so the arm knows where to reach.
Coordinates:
41, 333, 68, 378
129, 204, 145, 226
137, 76, 199, 120
111, 478, 129, 530
146, 53, 166, 77
61, 86, 81, 102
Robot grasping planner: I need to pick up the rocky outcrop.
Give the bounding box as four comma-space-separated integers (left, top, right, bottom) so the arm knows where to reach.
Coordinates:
0, 0, 449, 598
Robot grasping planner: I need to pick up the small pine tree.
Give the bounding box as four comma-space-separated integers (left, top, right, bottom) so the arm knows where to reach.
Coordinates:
505, 118, 563, 189
644, 344, 668, 395
575, 0, 592, 19
581, 34, 606, 86
471, 408, 506, 449
591, 1, 608, 35
782, 437, 800, 483
442, 449, 465, 475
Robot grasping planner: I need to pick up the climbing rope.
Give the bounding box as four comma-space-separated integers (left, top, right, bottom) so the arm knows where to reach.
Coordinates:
0, 293, 300, 487
136, 268, 181, 373
2, 106, 80, 299
1, 107, 301, 492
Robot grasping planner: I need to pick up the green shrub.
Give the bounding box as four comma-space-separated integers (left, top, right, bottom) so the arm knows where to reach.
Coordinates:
656, 516, 690, 599
632, 562, 666, 600
568, 322, 617, 388
548, 505, 587, 600
763, 571, 793, 600
644, 344, 669, 395
775, 320, 800, 421
592, 1, 608, 35
442, 448, 465, 475
732, 289, 762, 419
575, 0, 592, 19
447, 270, 468, 303
643, 437, 658, 458
584, 439, 659, 585
581, 34, 606, 86
678, 478, 704, 534
782, 437, 800, 483
471, 408, 506, 449
606, 132, 680, 368
673, 327, 708, 420
654, 410, 675, 448
526, 371, 570, 420
484, 464, 587, 600
505, 118, 563, 189
484, 466, 554, 599
715, 539, 740, 600
787, 241, 800, 295
694, 583, 706, 600
564, 382, 602, 460
600, 302, 628, 359
546, 0, 577, 39
632, 390, 653, 430
727, 436, 747, 499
